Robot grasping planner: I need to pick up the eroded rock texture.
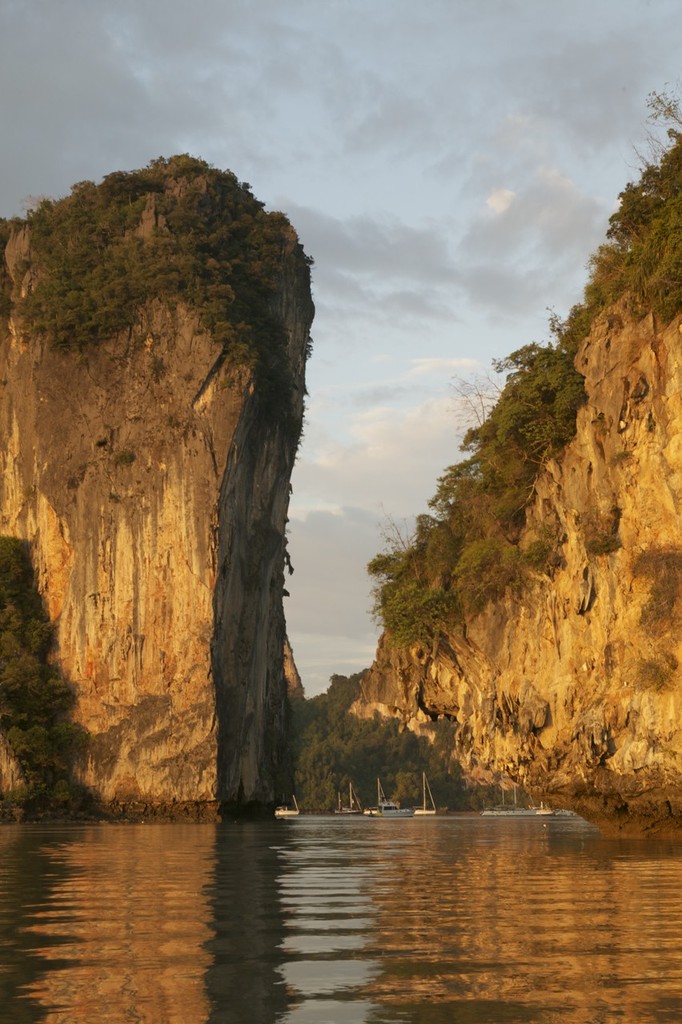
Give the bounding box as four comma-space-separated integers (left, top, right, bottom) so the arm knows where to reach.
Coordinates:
0, 177, 313, 813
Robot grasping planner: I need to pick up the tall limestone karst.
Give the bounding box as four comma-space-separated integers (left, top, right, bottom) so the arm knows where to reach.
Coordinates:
0, 156, 314, 813
358, 131, 682, 836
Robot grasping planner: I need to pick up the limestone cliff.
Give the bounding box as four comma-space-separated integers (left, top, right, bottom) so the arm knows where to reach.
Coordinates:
0, 160, 314, 812
357, 306, 682, 836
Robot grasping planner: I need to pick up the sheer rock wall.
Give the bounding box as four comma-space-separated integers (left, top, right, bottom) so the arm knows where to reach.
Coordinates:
0, 223, 313, 812
357, 308, 682, 835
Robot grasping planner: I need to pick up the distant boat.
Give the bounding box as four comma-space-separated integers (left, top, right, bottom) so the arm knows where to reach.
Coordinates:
534, 802, 555, 816
414, 771, 437, 815
480, 784, 554, 817
335, 782, 363, 815
275, 795, 300, 818
364, 779, 415, 817
480, 805, 539, 817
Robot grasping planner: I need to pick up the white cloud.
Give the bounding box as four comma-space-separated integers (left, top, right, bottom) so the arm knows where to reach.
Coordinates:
486, 188, 516, 214
285, 506, 382, 695
293, 391, 464, 515
288, 389, 470, 691
408, 357, 479, 378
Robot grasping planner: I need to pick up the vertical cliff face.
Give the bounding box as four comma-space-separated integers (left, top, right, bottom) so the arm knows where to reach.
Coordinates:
357, 307, 682, 835
0, 161, 314, 811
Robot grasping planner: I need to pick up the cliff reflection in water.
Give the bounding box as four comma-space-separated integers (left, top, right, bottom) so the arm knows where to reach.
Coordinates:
16, 824, 215, 1023
2, 817, 681, 1023
363, 817, 682, 1022
204, 821, 289, 1022
272, 816, 682, 1024
6, 822, 290, 1024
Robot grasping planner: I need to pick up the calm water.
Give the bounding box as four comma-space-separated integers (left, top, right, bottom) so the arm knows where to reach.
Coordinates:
0, 815, 680, 1023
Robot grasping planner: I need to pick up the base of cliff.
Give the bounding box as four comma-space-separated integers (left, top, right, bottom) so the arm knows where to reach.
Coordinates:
553, 772, 682, 838
0, 797, 285, 824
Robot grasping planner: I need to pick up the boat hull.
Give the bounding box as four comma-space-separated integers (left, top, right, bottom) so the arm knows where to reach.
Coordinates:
480, 808, 554, 817
366, 804, 415, 817
367, 780, 415, 817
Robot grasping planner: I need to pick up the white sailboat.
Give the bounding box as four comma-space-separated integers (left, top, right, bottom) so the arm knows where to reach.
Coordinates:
275, 794, 300, 818
414, 771, 437, 815
335, 781, 363, 815
480, 784, 554, 817
364, 779, 414, 817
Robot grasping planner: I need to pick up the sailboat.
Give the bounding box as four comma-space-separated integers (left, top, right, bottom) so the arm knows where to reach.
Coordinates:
480, 783, 552, 817
275, 794, 300, 818
480, 783, 531, 816
414, 771, 437, 815
364, 779, 415, 817
335, 781, 363, 815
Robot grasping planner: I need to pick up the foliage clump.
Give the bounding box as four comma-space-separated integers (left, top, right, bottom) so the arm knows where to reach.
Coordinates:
636, 655, 677, 692
2, 155, 312, 429
583, 506, 622, 556
0, 537, 88, 806
559, 91, 682, 350
369, 335, 585, 645
289, 673, 471, 811
634, 547, 682, 630
369, 97, 682, 647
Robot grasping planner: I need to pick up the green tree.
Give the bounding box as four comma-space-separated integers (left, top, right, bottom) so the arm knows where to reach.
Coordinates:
0, 537, 88, 805
290, 673, 470, 812
5, 156, 312, 438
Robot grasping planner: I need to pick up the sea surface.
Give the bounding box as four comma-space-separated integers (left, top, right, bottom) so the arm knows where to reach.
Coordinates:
0, 814, 680, 1023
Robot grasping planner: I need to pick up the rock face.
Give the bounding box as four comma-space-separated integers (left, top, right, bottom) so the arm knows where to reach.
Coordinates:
357, 307, 682, 835
0, 178, 313, 812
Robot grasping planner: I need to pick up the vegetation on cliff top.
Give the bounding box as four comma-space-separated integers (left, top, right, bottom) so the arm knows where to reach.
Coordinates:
1, 155, 312, 428
0, 537, 88, 807
369, 96, 682, 647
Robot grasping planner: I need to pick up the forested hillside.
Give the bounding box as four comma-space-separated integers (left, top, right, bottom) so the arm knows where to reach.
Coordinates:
289, 674, 505, 812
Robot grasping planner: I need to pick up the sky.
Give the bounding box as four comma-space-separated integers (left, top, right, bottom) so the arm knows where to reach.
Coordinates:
1, 1, 680, 696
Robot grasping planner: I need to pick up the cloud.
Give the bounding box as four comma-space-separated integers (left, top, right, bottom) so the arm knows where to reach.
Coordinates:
288, 385, 473, 692
407, 358, 479, 380
288, 204, 456, 286
285, 506, 382, 695
487, 189, 516, 215
454, 163, 607, 317
295, 390, 465, 509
